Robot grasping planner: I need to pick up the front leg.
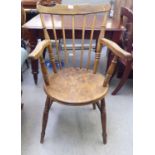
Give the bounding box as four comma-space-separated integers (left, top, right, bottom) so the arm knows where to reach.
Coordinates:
40, 96, 53, 143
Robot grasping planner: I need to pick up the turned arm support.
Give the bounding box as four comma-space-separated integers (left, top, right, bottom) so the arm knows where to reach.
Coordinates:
29, 39, 51, 59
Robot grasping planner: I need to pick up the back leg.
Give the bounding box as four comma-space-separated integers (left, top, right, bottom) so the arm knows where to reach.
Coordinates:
100, 98, 107, 144
112, 61, 132, 95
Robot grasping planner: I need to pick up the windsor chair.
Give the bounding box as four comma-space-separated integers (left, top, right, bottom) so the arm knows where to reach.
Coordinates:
112, 7, 133, 95
29, 3, 132, 144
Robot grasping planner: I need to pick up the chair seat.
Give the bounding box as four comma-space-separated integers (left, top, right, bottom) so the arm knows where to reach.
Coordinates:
44, 67, 109, 105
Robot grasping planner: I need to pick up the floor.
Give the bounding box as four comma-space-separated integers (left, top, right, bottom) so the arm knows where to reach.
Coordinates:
21, 47, 133, 155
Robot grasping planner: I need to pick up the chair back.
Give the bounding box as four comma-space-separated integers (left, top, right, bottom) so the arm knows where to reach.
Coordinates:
37, 3, 111, 73
120, 7, 133, 53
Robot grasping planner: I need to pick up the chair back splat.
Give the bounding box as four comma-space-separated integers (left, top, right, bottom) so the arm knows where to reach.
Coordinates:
36, 3, 111, 85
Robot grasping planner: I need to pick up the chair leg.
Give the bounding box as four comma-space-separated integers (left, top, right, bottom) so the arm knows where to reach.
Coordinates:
40, 96, 53, 143
112, 61, 132, 95
100, 98, 107, 144
92, 103, 96, 110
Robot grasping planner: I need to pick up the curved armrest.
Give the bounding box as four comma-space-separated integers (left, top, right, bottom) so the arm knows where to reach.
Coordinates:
100, 38, 132, 61
29, 40, 51, 59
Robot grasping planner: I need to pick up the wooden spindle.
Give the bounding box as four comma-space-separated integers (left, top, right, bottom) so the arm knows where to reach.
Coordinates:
39, 55, 50, 85
40, 14, 50, 40
99, 12, 109, 39
86, 15, 97, 70
51, 15, 62, 69
61, 15, 68, 66
47, 45, 57, 73
80, 15, 86, 68
40, 14, 57, 73
93, 41, 102, 74
103, 56, 117, 87
72, 15, 76, 66
96, 12, 108, 53
93, 12, 109, 73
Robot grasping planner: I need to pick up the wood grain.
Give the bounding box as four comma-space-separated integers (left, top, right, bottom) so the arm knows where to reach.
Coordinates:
44, 68, 109, 105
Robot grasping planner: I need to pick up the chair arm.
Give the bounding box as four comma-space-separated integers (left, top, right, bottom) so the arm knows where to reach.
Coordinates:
29, 40, 51, 59
100, 38, 132, 61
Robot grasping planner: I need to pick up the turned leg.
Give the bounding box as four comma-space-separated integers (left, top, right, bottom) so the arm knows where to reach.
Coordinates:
100, 98, 107, 144
40, 96, 53, 143
92, 103, 96, 110
106, 31, 122, 72
112, 61, 132, 95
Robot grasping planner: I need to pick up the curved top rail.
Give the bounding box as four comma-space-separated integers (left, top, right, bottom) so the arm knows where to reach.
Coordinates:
37, 3, 111, 15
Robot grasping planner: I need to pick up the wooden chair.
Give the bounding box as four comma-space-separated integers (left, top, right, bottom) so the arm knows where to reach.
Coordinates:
112, 7, 133, 95
29, 3, 132, 144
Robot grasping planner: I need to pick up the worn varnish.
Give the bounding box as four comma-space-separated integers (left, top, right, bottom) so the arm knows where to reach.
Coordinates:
44, 67, 109, 105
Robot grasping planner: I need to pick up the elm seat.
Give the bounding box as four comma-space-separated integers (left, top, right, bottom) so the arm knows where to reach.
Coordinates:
44, 67, 109, 105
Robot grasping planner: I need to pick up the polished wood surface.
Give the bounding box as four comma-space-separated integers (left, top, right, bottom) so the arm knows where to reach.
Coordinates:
23, 14, 124, 31
22, 0, 61, 8
21, 7, 26, 25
